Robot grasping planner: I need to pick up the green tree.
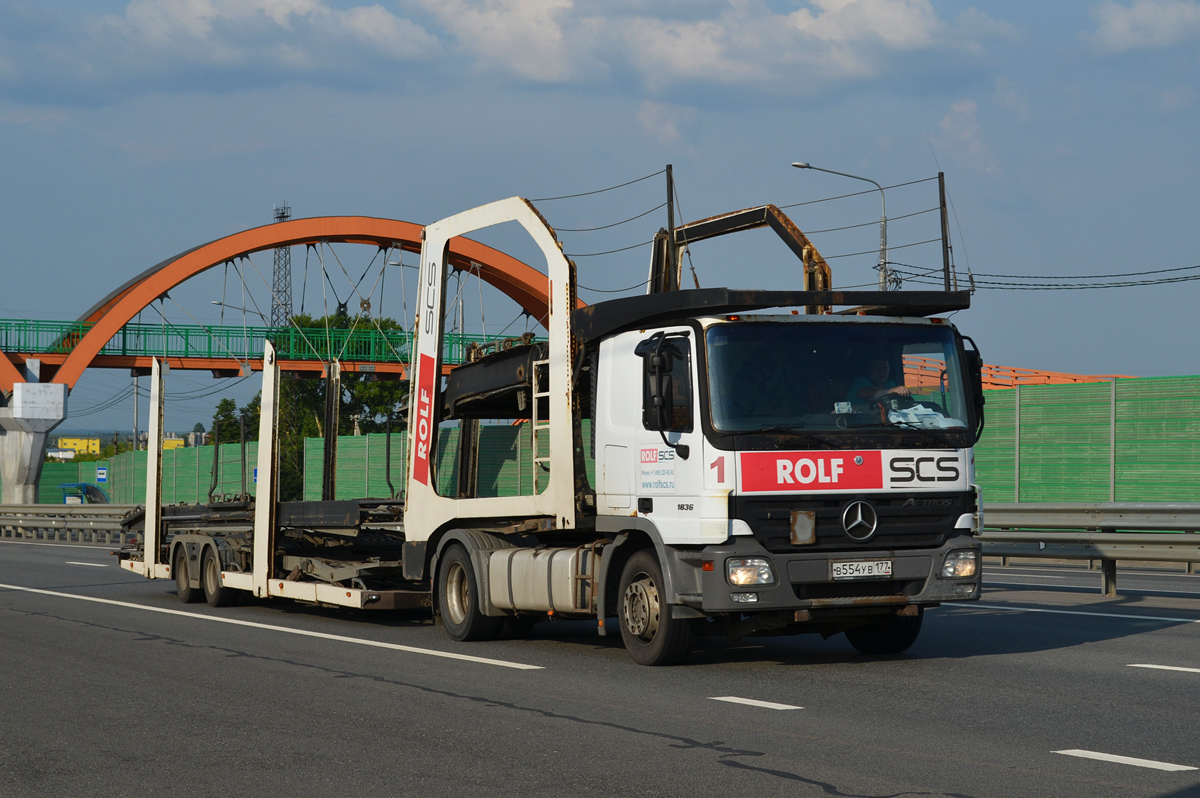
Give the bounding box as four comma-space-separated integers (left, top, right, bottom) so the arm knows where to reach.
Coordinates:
211, 313, 409, 500
210, 398, 240, 444
210, 395, 261, 444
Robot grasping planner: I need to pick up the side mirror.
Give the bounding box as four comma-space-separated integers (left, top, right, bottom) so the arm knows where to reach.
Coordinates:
961, 336, 986, 442
636, 332, 690, 459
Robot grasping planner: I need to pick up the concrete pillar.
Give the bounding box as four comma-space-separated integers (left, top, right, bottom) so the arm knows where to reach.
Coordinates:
0, 371, 67, 504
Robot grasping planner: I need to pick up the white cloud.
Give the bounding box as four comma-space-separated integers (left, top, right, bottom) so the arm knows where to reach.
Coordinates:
411, 0, 581, 81
787, 0, 941, 49
636, 100, 696, 144
1086, 0, 1200, 52
933, 99, 1001, 176
0, 0, 442, 104
114, 0, 442, 60
994, 76, 1031, 120
408, 0, 1011, 92
0, 0, 1017, 105
122, 0, 324, 42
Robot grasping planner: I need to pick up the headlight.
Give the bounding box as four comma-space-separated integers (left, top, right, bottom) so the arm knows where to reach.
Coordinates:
727, 557, 774, 586
942, 550, 978, 579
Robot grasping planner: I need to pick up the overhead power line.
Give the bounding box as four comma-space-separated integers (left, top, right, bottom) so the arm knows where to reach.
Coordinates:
531, 169, 666, 202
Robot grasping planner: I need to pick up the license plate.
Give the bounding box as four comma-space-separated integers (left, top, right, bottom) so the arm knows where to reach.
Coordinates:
831, 560, 893, 580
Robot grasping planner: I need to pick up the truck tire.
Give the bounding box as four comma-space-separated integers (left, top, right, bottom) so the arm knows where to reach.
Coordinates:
174, 547, 202, 604
845, 608, 923, 655
437, 544, 502, 642
202, 548, 238, 608
618, 550, 695, 666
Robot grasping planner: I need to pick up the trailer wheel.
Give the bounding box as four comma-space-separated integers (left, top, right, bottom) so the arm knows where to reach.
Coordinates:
617, 550, 695, 666
845, 608, 923, 655
174, 547, 201, 604
437, 544, 501, 642
202, 549, 238, 608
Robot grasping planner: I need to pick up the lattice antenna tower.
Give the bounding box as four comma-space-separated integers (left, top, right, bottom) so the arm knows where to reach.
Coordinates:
271, 203, 293, 328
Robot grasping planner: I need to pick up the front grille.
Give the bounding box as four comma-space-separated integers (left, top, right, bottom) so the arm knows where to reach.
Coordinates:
732, 492, 971, 554
794, 579, 924, 600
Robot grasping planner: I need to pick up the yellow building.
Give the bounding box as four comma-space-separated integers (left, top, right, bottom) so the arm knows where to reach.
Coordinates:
163, 438, 185, 451
57, 437, 100, 455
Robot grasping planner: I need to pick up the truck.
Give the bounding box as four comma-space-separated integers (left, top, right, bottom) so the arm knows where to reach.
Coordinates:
118, 195, 986, 666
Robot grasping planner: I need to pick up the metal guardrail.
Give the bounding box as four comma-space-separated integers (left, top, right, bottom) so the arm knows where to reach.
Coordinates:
0, 504, 139, 545
980, 502, 1200, 596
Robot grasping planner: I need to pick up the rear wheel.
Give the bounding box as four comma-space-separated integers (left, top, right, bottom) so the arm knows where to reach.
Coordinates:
618, 550, 695, 666
174, 547, 201, 604
437, 544, 502, 642
202, 548, 238, 607
845, 608, 923, 655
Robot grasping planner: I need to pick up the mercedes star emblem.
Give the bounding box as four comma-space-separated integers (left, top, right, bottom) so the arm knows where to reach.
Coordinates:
841, 501, 878, 542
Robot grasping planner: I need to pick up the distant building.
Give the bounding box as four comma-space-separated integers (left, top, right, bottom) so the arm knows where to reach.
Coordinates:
57, 437, 100, 455
186, 431, 209, 447
163, 438, 185, 451
47, 447, 77, 461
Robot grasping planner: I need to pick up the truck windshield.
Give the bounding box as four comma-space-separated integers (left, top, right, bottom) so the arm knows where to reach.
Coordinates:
705, 321, 970, 433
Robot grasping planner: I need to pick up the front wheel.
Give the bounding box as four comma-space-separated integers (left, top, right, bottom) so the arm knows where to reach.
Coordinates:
845, 608, 923, 655
437, 544, 502, 642
618, 550, 695, 666
202, 548, 238, 608
174, 547, 201, 604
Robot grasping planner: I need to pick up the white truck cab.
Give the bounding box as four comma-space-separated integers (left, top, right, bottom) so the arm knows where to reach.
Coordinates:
402, 197, 986, 665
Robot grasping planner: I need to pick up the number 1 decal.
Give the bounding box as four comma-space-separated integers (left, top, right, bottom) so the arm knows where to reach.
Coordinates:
710, 456, 725, 484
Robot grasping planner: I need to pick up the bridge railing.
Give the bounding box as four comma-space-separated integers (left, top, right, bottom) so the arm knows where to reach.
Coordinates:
980, 502, 1200, 596
0, 319, 530, 366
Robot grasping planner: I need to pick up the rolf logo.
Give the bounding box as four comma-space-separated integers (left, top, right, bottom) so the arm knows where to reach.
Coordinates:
778, 457, 843, 485
641, 448, 674, 464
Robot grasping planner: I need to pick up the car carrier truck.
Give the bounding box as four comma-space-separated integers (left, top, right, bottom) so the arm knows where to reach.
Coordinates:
118, 195, 985, 665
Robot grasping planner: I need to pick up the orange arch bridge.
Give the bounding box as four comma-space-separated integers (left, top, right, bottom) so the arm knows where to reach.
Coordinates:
1, 216, 578, 394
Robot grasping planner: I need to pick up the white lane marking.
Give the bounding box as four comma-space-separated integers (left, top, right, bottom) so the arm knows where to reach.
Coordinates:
709, 696, 802, 711
66, 562, 109, 568
0, 582, 542, 671
0, 539, 122, 551
984, 582, 1200, 597
1054, 749, 1196, 772
951, 603, 1200, 625
983, 580, 1074, 587
1129, 664, 1200, 674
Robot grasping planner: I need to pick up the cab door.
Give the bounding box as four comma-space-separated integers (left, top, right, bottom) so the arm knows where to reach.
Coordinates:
632, 327, 706, 544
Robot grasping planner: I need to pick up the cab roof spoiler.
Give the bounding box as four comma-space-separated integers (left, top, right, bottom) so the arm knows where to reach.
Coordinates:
572, 288, 971, 343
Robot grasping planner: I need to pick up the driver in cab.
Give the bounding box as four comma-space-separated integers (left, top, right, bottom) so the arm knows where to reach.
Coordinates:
847, 357, 911, 405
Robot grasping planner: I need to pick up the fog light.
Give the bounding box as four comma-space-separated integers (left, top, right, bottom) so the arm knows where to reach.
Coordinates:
727, 557, 775, 586
942, 550, 979, 579
954, 582, 976, 595
730, 592, 759, 603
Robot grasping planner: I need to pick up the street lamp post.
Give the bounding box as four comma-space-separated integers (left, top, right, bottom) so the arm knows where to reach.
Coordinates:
791, 161, 889, 290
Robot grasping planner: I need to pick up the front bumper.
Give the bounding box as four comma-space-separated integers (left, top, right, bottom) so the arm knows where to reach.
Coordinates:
687, 534, 981, 614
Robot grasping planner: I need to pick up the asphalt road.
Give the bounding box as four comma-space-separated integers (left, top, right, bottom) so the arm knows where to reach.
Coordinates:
2, 541, 1198, 798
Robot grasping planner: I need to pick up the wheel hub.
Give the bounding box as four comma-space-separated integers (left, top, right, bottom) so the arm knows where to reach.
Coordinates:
445, 561, 470, 625
623, 576, 660, 640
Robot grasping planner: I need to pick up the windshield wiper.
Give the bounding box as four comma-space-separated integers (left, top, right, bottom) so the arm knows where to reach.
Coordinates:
753, 425, 842, 449
889, 422, 962, 449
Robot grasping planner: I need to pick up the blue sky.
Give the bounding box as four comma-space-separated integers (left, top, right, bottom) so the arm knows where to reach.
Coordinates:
2, 0, 1199, 433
